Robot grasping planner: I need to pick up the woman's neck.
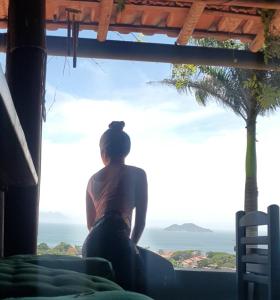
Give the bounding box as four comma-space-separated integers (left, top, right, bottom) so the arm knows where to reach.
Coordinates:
108, 158, 125, 166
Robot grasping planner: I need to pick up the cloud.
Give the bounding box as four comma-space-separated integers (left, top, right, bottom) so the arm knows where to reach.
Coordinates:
40, 65, 280, 231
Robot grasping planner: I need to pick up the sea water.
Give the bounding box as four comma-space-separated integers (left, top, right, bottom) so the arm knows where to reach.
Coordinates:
38, 223, 235, 254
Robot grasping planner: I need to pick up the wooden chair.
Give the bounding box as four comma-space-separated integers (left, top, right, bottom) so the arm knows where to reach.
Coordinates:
236, 205, 280, 300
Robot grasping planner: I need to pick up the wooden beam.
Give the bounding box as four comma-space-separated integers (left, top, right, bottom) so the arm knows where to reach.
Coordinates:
0, 65, 38, 186
97, 0, 113, 42
141, 11, 149, 26
250, 10, 280, 52
35, 20, 256, 42
243, 20, 255, 34
176, 2, 206, 45
192, 29, 253, 42
207, 0, 280, 9
166, 12, 175, 27
218, 17, 241, 32
270, 10, 280, 36
0, 35, 274, 70
69, 0, 280, 10
249, 29, 264, 53
4, 0, 46, 257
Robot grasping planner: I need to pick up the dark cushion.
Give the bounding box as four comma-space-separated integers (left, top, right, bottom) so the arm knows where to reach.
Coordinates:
5, 255, 115, 280
0, 259, 121, 299
137, 247, 175, 299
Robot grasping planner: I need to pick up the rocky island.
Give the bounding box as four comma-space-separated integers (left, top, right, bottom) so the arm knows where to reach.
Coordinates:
164, 223, 212, 233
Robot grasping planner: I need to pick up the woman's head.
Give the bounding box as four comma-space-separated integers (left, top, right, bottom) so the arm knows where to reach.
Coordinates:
99, 121, 131, 164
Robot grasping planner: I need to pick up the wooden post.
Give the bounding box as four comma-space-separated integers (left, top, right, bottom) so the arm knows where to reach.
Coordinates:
236, 210, 246, 300
0, 190, 4, 257
268, 205, 280, 299
4, 0, 46, 256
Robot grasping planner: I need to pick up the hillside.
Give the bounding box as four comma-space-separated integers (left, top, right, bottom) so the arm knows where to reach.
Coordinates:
39, 211, 72, 224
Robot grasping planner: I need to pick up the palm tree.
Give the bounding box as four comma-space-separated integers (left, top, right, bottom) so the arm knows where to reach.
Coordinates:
160, 42, 280, 212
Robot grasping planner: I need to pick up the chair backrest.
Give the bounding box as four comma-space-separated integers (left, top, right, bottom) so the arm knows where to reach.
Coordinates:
236, 205, 280, 300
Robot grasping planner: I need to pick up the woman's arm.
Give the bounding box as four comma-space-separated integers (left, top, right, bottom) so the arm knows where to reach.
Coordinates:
131, 170, 148, 244
86, 181, 96, 231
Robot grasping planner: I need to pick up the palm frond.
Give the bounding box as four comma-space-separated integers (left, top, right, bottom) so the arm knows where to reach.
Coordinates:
159, 41, 280, 122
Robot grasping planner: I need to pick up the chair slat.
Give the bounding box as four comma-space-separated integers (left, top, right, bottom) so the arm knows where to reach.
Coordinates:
242, 254, 268, 264
239, 211, 268, 227
250, 248, 268, 256
243, 273, 268, 285
246, 263, 268, 275
241, 236, 268, 245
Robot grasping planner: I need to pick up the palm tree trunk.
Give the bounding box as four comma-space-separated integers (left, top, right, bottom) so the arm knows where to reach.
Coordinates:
244, 114, 258, 212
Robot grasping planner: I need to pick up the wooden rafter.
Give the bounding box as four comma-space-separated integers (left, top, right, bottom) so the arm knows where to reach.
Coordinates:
243, 19, 255, 33
40, 21, 256, 42
249, 10, 280, 52
176, 2, 206, 45
270, 10, 280, 36
218, 17, 241, 32
97, 0, 113, 42
141, 11, 151, 26
249, 27, 264, 52
82, 7, 95, 23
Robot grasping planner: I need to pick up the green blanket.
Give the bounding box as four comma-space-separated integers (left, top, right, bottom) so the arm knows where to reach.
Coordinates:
4, 255, 114, 280
6, 291, 153, 300
0, 259, 121, 298
0, 256, 153, 299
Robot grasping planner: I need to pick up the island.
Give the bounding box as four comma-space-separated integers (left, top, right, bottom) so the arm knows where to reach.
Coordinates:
164, 223, 212, 232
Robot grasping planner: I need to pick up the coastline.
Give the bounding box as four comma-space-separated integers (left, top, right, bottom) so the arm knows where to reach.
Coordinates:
38, 223, 235, 254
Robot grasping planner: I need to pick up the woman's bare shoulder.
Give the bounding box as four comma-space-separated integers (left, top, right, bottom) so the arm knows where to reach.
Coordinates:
89, 167, 107, 182
125, 165, 146, 177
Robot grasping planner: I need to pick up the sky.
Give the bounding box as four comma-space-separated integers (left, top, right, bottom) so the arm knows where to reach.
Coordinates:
1, 30, 280, 231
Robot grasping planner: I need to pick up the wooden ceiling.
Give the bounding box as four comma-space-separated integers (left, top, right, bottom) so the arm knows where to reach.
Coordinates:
0, 0, 280, 52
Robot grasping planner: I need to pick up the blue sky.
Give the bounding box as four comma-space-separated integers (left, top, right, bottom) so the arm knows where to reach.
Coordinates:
1, 30, 280, 230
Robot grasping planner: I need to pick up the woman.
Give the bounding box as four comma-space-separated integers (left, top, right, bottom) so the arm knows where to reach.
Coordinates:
82, 121, 148, 292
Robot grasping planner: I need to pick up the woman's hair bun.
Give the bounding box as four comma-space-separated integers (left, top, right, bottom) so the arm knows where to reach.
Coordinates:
109, 121, 125, 131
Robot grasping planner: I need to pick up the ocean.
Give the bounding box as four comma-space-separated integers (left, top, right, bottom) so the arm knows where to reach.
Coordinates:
38, 223, 235, 254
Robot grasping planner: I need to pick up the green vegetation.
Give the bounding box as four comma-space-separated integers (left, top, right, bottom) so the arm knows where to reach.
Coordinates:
38, 243, 235, 270
167, 250, 202, 268
170, 250, 201, 261
116, 0, 126, 12
197, 252, 236, 269
37, 242, 82, 256
165, 250, 236, 270
168, 258, 184, 268
260, 9, 280, 63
